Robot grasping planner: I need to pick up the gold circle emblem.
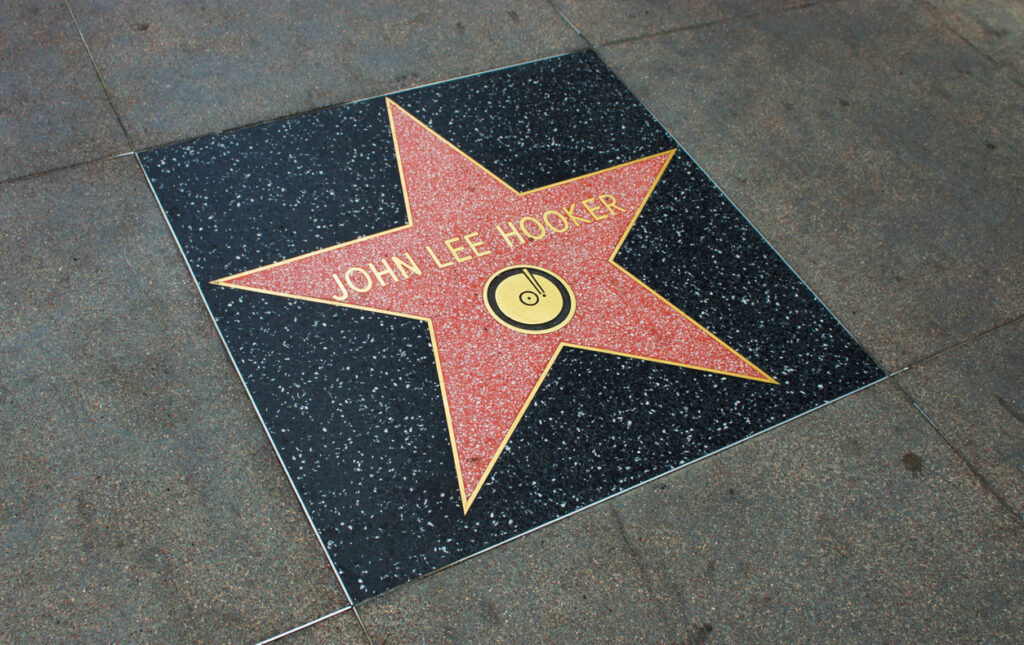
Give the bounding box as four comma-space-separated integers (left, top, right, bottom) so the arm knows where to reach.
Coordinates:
484, 265, 576, 334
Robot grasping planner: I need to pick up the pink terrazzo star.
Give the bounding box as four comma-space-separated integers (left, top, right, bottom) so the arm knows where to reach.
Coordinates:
214, 99, 774, 511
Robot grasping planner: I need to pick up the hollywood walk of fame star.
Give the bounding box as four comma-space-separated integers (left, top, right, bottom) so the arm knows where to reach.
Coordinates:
213, 99, 775, 512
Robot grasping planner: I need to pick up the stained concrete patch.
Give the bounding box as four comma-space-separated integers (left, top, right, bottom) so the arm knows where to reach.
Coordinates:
0, 2, 127, 181
0, 157, 344, 643
598, 0, 1024, 371
898, 317, 1024, 517
923, 0, 1024, 87
67, 0, 585, 148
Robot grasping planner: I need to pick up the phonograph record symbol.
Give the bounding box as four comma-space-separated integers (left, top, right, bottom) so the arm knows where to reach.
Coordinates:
213, 99, 775, 512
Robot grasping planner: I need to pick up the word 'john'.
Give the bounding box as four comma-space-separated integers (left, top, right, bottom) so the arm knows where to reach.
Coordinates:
331, 253, 421, 301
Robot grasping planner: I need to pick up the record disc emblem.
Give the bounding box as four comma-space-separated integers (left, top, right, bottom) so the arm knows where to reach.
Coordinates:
484, 266, 575, 334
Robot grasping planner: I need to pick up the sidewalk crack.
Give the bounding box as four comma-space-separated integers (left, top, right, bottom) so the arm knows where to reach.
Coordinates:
63, 0, 137, 151
894, 380, 1022, 523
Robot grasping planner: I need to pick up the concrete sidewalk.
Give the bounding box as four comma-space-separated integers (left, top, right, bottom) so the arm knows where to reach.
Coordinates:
1, 0, 1021, 642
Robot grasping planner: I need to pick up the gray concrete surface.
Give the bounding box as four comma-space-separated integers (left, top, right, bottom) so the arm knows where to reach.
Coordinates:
0, 2, 127, 182
0, 157, 344, 643
1, 0, 1021, 642
360, 492, 684, 642
266, 609, 365, 644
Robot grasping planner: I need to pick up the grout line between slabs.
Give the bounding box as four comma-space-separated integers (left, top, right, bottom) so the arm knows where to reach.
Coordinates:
602, 20, 1024, 538
895, 380, 1022, 523
900, 312, 1024, 373
133, 153, 373, 642
64, 0, 374, 636
595, 26, 1024, 380
114, 0, 858, 159
131, 49, 588, 155
544, 0, 593, 48
62, 0, 137, 150
0, 150, 134, 187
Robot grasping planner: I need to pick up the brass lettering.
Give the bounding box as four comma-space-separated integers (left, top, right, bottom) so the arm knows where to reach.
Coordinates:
368, 259, 399, 286
331, 273, 349, 301
519, 216, 546, 240
465, 232, 491, 257
392, 252, 421, 279
345, 267, 373, 293
583, 197, 607, 220
598, 193, 626, 214
496, 222, 525, 248
426, 245, 454, 268
563, 204, 591, 226
444, 237, 471, 263
542, 209, 570, 233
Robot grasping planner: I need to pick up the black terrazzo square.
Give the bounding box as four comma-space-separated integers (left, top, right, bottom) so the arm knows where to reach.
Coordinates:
140, 51, 883, 602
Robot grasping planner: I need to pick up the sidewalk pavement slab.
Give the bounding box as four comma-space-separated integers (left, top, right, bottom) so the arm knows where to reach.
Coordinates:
0, 156, 344, 644
355, 381, 1023, 643
0, 1, 127, 182
66, 0, 585, 149
897, 317, 1024, 518
598, 0, 1024, 372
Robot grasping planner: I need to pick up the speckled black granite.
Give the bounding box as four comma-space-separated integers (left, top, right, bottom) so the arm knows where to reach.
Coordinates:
140, 51, 883, 602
